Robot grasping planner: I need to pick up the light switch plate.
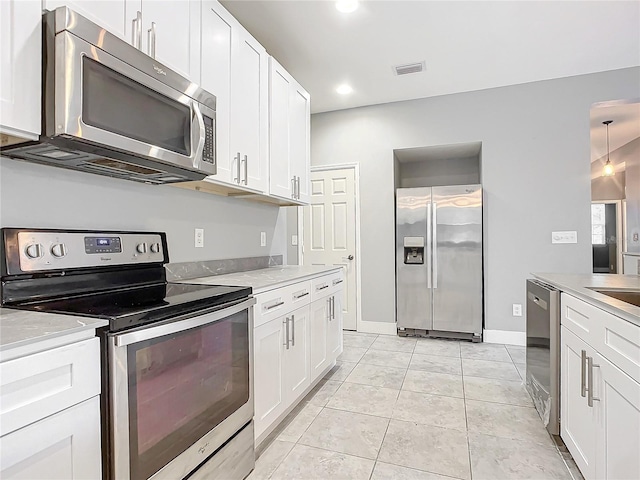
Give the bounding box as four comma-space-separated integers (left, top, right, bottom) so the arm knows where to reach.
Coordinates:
551, 231, 577, 244
291, 235, 298, 246
512, 304, 522, 317
194, 228, 204, 248
260, 232, 266, 247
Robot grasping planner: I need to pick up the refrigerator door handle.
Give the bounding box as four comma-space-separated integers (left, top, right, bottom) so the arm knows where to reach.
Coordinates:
432, 201, 438, 289
426, 202, 432, 288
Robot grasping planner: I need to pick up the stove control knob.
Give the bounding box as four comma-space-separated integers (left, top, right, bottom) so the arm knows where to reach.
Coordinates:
136, 242, 148, 254
51, 243, 68, 258
150, 243, 161, 253
25, 243, 44, 259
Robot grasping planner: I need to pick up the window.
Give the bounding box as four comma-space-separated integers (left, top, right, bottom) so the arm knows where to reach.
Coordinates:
591, 204, 606, 245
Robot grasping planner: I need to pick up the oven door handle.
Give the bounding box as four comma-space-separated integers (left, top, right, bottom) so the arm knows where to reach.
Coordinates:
114, 297, 256, 346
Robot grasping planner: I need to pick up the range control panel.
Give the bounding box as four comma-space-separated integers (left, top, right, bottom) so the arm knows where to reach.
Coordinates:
14, 230, 166, 273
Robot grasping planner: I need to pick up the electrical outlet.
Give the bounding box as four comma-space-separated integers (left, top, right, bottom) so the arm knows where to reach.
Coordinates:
260, 232, 266, 247
513, 304, 522, 317
194, 228, 204, 248
291, 235, 298, 246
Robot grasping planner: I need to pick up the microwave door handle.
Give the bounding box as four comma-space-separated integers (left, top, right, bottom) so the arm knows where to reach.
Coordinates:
190, 102, 206, 169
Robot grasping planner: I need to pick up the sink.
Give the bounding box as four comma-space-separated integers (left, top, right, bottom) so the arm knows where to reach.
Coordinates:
587, 288, 640, 308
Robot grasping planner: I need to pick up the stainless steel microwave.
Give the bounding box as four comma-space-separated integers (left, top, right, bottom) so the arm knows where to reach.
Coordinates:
1, 7, 216, 184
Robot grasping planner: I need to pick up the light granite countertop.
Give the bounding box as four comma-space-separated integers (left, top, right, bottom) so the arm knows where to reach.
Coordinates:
533, 273, 640, 327
0, 308, 108, 359
180, 265, 343, 294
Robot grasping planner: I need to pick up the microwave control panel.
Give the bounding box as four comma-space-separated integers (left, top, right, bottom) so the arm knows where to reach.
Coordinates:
202, 115, 215, 165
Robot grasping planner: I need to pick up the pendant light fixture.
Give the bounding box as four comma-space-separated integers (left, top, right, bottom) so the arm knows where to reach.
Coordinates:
602, 120, 615, 177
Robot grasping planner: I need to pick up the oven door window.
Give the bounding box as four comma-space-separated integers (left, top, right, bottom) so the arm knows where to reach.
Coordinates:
82, 57, 191, 156
126, 310, 249, 480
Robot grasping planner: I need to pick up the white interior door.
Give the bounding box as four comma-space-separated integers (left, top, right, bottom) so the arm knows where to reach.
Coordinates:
302, 168, 357, 330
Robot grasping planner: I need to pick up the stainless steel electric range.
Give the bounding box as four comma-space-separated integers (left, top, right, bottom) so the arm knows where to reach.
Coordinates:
0, 228, 256, 480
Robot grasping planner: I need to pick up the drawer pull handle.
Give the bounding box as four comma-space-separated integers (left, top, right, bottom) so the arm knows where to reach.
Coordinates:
333, 279, 343, 285
265, 301, 285, 310
317, 285, 329, 291
294, 292, 309, 299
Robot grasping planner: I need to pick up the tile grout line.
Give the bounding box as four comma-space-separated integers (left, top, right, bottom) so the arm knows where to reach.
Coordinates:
461, 349, 474, 480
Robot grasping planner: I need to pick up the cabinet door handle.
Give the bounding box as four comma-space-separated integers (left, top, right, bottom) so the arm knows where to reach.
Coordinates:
242, 155, 248, 185
148, 22, 157, 58
283, 317, 290, 350
587, 356, 600, 407
132, 11, 142, 49
581, 349, 587, 397
291, 177, 296, 199
327, 298, 331, 321
265, 301, 285, 311
291, 314, 295, 347
234, 153, 241, 183
332, 296, 336, 319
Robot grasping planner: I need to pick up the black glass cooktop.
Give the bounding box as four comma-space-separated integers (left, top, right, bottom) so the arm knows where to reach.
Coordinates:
17, 282, 252, 332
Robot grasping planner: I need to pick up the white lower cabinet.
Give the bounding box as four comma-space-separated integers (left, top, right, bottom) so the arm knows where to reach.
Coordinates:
0, 396, 102, 480
328, 289, 344, 358
309, 298, 329, 379
561, 327, 598, 479
284, 305, 311, 402
253, 271, 344, 443
254, 318, 286, 439
560, 293, 640, 480
595, 350, 640, 480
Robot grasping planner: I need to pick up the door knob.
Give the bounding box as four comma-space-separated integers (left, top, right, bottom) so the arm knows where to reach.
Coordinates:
343, 255, 354, 261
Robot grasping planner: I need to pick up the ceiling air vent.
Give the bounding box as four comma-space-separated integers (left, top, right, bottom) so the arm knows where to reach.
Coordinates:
394, 62, 425, 76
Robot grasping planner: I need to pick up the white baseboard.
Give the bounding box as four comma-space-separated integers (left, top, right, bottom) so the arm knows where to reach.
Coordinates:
483, 329, 526, 346
357, 320, 397, 336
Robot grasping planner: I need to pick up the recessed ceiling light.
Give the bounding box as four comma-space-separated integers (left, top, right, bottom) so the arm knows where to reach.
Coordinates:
336, 0, 359, 13
336, 84, 353, 95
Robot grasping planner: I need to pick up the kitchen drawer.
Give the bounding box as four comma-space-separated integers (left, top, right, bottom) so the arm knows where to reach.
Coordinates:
311, 270, 343, 301
255, 281, 311, 328
0, 338, 100, 436
561, 294, 601, 347
311, 274, 332, 301
597, 308, 640, 384
327, 270, 344, 296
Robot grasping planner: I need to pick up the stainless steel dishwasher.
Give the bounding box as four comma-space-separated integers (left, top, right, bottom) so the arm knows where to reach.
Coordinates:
526, 279, 560, 435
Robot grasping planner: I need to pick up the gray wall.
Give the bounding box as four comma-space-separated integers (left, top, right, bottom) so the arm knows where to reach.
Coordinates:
286, 206, 299, 265
311, 67, 640, 332
398, 156, 480, 188
0, 158, 287, 263
591, 171, 625, 201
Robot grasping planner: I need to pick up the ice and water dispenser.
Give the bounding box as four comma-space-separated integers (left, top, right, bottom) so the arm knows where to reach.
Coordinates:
403, 236, 425, 264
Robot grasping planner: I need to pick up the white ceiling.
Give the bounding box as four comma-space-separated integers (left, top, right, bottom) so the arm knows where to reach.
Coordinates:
221, 0, 640, 114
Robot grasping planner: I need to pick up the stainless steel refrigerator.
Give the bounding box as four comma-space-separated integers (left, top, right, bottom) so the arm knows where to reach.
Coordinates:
396, 185, 483, 340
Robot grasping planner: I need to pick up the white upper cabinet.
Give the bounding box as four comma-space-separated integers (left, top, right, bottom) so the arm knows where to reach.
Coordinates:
230, 29, 268, 192
44, 0, 200, 82
268, 58, 311, 204
0, 0, 42, 141
43, 0, 140, 45
140, 0, 200, 81
269, 59, 292, 199
200, 1, 268, 192
290, 82, 311, 204
200, 1, 232, 183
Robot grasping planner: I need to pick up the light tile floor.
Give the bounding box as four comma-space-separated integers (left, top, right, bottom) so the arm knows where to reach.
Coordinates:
249, 332, 582, 480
